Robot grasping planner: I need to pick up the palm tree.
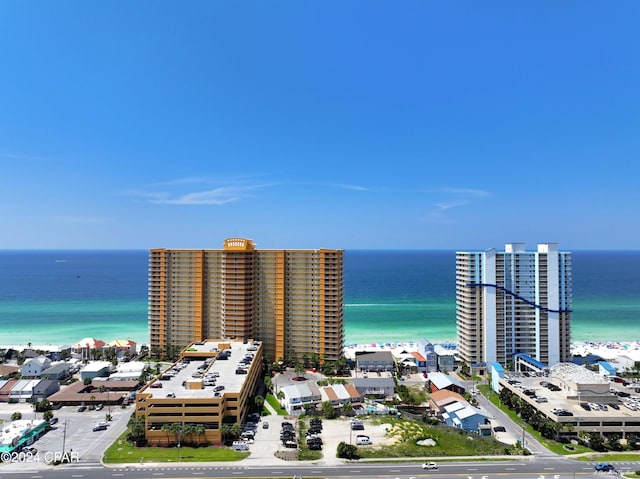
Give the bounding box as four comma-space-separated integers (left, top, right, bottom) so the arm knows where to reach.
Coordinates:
220, 423, 231, 445
192, 424, 205, 445
128, 415, 146, 443
229, 423, 241, 441
254, 395, 265, 412
181, 423, 196, 446
264, 376, 273, 393
161, 422, 183, 448
294, 362, 306, 378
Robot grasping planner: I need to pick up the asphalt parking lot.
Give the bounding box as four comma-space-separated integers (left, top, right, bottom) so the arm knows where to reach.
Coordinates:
0, 402, 132, 465
243, 413, 393, 465
1, 402, 394, 467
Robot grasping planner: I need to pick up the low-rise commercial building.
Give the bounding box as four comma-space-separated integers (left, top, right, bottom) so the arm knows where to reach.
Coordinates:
498, 363, 640, 440
135, 339, 262, 446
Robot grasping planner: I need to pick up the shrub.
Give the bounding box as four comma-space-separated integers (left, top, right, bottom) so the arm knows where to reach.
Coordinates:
337, 441, 358, 459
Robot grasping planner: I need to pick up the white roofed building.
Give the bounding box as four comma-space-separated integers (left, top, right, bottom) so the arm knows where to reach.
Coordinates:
280, 383, 321, 416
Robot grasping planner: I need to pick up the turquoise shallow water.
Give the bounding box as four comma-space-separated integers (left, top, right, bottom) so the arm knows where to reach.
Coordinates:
1, 250, 639, 347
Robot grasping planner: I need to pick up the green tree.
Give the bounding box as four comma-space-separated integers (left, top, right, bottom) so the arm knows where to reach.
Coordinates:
229, 423, 241, 440
162, 422, 182, 446
310, 353, 320, 369
11, 411, 22, 421
342, 401, 354, 417
220, 423, 231, 445
337, 441, 358, 459
43, 410, 54, 422
321, 400, 337, 419
627, 434, 640, 450
294, 363, 306, 378
83, 377, 92, 386
254, 395, 265, 411
263, 376, 273, 394
127, 415, 147, 444
607, 433, 623, 451
36, 399, 52, 412
589, 432, 606, 452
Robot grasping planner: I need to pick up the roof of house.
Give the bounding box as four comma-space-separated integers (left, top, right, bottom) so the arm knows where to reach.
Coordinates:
411, 351, 426, 362
320, 383, 361, 403
352, 377, 395, 388
433, 345, 456, 356
281, 382, 316, 399
354, 350, 394, 362
73, 338, 106, 349
41, 363, 71, 374
0, 365, 19, 376
429, 389, 467, 407
428, 372, 465, 390
81, 361, 112, 373
23, 356, 51, 367
33, 379, 58, 392
108, 339, 137, 348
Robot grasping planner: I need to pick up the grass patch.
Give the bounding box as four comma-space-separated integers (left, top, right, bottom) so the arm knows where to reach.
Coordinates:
356, 417, 514, 459
266, 394, 287, 415
297, 419, 323, 461
103, 432, 249, 463
575, 452, 640, 462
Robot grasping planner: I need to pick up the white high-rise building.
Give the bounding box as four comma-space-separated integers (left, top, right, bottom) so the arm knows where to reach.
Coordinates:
456, 243, 572, 367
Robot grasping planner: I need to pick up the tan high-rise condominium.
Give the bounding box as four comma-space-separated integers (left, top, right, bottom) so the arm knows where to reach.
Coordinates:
148, 238, 344, 362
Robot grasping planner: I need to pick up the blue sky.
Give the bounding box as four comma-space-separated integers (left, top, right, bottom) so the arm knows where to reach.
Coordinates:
1, 2, 638, 250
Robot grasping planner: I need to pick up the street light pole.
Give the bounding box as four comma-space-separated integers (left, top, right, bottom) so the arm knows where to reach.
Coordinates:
62, 420, 67, 456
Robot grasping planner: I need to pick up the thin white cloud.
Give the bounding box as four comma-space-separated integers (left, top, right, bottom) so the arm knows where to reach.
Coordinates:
142, 183, 274, 206
52, 215, 112, 224
333, 183, 372, 192
422, 187, 491, 223
435, 200, 468, 210
435, 187, 491, 197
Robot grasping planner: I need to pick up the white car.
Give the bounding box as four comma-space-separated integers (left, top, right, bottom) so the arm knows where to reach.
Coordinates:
355, 435, 371, 445
422, 462, 438, 470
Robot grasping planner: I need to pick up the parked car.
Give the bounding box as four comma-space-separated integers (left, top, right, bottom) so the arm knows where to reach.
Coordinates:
493, 426, 506, 432
93, 424, 108, 431
594, 463, 615, 472
77, 405, 87, 412
422, 462, 438, 470
356, 435, 371, 445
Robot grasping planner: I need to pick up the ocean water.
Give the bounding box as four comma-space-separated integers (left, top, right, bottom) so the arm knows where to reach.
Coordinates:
0, 250, 639, 348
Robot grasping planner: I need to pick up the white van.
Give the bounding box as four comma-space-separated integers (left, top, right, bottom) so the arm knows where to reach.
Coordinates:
355, 435, 371, 445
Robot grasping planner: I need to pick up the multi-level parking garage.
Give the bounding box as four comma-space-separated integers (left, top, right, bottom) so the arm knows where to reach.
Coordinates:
135, 339, 263, 446
498, 362, 640, 439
